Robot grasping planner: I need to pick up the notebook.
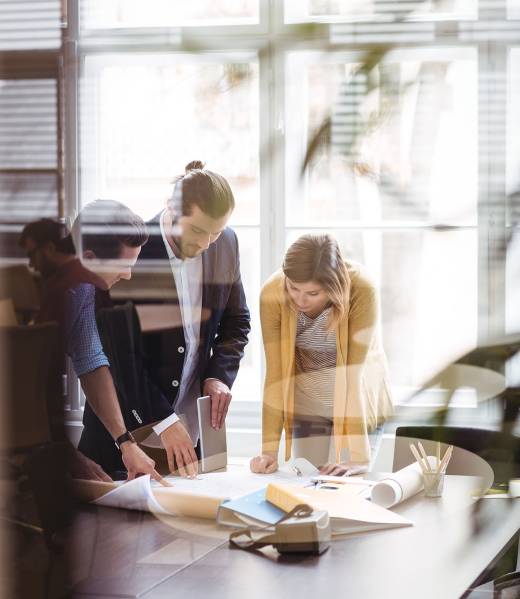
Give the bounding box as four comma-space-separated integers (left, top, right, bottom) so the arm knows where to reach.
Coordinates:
217, 488, 285, 528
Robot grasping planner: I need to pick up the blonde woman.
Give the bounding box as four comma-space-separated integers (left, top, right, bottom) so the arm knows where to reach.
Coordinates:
250, 234, 393, 476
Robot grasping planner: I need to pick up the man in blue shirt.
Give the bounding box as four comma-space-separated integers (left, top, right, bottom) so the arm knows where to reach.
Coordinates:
67, 200, 166, 482
21, 206, 165, 482
21, 218, 110, 481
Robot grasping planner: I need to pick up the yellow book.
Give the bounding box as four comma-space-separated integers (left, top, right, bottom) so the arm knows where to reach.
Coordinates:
266, 483, 309, 512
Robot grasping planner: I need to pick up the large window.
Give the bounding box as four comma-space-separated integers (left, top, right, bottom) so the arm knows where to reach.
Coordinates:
81, 0, 260, 28
285, 0, 477, 22
71, 0, 518, 454
78, 53, 261, 406
0, 0, 62, 259
507, 48, 520, 338
285, 48, 478, 389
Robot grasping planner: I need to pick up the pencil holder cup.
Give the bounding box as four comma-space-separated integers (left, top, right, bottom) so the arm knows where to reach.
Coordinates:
423, 472, 445, 498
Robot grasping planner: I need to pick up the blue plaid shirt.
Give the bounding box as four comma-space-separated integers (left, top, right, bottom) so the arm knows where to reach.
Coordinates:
65, 283, 109, 376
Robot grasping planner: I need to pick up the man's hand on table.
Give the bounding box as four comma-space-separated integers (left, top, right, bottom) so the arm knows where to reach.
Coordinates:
203, 378, 231, 430
160, 420, 199, 478
71, 449, 112, 482
120, 441, 165, 483
250, 454, 279, 474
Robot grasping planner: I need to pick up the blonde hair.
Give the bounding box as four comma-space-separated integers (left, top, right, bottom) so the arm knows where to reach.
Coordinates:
282, 234, 350, 330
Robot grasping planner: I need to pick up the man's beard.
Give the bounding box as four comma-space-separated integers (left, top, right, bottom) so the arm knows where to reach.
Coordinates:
38, 256, 58, 279
178, 242, 200, 258
168, 213, 201, 259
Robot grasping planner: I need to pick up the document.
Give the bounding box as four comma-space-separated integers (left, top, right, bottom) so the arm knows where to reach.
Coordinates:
74, 467, 319, 520
168, 468, 316, 497
92, 476, 169, 514
75, 462, 412, 534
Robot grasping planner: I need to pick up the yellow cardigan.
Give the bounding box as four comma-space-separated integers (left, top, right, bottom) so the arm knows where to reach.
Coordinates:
260, 264, 393, 464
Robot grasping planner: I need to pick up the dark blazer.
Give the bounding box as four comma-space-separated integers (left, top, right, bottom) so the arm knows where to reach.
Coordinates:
78, 301, 174, 474
137, 214, 251, 426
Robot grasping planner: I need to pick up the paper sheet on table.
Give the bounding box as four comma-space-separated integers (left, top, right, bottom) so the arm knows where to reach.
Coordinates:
79, 466, 319, 519
167, 468, 317, 498
296, 487, 411, 525
93, 475, 169, 514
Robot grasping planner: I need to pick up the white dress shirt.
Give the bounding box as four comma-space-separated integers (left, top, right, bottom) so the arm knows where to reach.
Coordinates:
152, 211, 203, 441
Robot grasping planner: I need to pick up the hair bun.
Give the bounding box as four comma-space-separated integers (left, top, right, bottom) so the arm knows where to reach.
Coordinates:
185, 160, 205, 173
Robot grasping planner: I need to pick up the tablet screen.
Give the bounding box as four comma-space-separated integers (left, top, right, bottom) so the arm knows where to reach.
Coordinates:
197, 395, 228, 473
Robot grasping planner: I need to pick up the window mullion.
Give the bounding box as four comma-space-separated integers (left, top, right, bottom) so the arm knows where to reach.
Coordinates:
478, 40, 508, 343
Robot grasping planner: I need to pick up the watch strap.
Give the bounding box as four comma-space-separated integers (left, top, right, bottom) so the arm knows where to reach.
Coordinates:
115, 430, 136, 450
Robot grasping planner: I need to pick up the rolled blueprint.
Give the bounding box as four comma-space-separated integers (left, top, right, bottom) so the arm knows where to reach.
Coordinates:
371, 456, 437, 508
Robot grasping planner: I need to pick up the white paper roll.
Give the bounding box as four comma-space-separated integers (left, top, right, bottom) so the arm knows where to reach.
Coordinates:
371, 456, 437, 508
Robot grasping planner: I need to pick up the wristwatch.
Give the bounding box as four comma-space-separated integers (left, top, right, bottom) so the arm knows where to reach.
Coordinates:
114, 430, 136, 450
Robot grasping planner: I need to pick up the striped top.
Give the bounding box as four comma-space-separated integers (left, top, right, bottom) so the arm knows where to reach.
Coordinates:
294, 307, 337, 419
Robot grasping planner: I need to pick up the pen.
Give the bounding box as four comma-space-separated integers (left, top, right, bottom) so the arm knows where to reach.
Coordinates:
305, 480, 319, 488
293, 465, 303, 477
310, 476, 375, 486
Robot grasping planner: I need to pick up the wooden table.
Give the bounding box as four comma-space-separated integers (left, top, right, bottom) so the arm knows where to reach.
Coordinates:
68, 476, 520, 599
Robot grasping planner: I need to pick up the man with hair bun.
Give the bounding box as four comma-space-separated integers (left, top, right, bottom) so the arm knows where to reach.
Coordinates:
137, 161, 251, 477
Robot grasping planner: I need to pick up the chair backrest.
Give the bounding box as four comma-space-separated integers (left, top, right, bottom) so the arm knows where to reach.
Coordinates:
0, 298, 17, 326
23, 442, 75, 548
393, 426, 520, 486
0, 323, 58, 451
0, 265, 40, 322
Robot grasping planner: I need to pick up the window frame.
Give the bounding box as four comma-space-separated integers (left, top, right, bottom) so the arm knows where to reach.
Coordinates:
63, 0, 515, 450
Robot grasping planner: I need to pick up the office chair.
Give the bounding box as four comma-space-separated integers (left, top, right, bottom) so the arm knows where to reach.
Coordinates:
0, 323, 57, 451
0, 264, 40, 323
0, 297, 17, 326
394, 426, 520, 599
0, 323, 73, 550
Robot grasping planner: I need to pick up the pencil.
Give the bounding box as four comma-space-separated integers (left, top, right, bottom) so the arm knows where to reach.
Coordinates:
438, 445, 453, 474
436, 442, 441, 473
418, 442, 432, 472
410, 443, 428, 474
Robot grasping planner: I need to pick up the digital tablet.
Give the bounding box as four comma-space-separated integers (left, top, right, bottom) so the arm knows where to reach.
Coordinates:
197, 395, 228, 473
